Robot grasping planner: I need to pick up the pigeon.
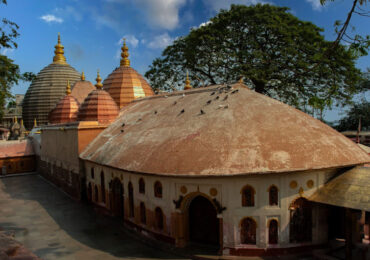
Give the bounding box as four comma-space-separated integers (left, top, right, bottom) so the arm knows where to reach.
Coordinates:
206, 100, 212, 105
210, 91, 215, 96
154, 110, 157, 114
215, 96, 219, 100
231, 89, 239, 94
200, 109, 205, 115
121, 122, 125, 127
223, 95, 228, 101
180, 109, 185, 114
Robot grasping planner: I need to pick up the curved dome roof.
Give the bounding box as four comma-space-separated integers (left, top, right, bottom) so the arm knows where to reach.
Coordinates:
49, 81, 79, 124
80, 83, 370, 177
78, 71, 119, 124
71, 72, 96, 104
22, 34, 80, 129
103, 40, 154, 109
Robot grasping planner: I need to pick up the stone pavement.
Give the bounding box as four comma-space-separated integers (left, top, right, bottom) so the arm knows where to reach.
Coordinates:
0, 175, 188, 260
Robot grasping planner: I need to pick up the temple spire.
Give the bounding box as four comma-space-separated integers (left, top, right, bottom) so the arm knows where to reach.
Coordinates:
33, 118, 37, 128
184, 70, 192, 90
53, 33, 67, 64
120, 38, 130, 67
66, 80, 71, 95
81, 71, 85, 81
95, 70, 103, 89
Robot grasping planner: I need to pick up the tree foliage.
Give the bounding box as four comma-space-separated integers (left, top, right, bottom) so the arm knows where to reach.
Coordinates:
321, 0, 369, 57
0, 0, 35, 119
145, 4, 364, 114
335, 101, 370, 131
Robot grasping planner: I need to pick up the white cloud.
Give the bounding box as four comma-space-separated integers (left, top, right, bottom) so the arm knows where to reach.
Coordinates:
199, 21, 212, 28
117, 35, 139, 48
40, 14, 63, 23
135, 0, 186, 30
305, 0, 323, 11
202, 0, 268, 12
54, 6, 83, 22
147, 33, 175, 49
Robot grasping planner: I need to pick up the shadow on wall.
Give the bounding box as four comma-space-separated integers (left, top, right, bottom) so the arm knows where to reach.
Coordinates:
0, 174, 187, 260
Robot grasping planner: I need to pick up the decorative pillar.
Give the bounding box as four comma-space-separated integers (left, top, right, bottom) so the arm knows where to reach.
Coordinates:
363, 212, 370, 244
176, 211, 186, 248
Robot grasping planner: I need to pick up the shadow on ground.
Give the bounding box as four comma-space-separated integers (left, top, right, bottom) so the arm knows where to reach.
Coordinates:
0, 174, 188, 260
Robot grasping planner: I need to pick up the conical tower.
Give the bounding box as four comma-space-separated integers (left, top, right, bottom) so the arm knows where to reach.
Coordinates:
22, 33, 81, 129
103, 38, 154, 109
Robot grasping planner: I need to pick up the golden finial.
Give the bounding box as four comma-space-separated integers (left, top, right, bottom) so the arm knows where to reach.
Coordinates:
14, 116, 17, 123
239, 76, 244, 83
21, 119, 24, 126
81, 71, 85, 81
120, 38, 130, 67
95, 70, 103, 89
184, 70, 192, 90
53, 33, 67, 64
33, 118, 38, 128
66, 80, 71, 95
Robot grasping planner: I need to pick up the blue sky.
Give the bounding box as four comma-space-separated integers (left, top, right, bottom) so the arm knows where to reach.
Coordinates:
1, 0, 369, 122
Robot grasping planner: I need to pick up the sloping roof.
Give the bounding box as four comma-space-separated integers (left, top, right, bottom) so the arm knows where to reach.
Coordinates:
309, 167, 370, 212
0, 140, 35, 158
80, 83, 370, 177
358, 143, 370, 154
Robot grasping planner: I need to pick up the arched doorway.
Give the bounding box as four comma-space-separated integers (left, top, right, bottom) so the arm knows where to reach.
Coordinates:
87, 182, 92, 202
111, 178, 124, 217
240, 217, 257, 244
188, 196, 219, 245
289, 197, 312, 243
269, 219, 278, 244
128, 182, 134, 218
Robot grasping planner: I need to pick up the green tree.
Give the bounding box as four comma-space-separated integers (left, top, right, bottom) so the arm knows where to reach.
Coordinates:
335, 101, 370, 131
145, 4, 364, 115
320, 0, 369, 57
0, 0, 35, 119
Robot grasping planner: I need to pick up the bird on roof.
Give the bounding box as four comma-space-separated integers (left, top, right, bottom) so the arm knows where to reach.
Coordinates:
206, 100, 212, 105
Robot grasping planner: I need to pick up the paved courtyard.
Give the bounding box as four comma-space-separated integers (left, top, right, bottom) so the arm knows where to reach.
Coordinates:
0, 174, 187, 260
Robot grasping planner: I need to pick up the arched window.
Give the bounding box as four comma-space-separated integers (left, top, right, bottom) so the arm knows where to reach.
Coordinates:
128, 182, 134, 218
155, 207, 164, 230
269, 185, 278, 206
91, 167, 94, 179
241, 185, 255, 207
101, 171, 105, 203
240, 217, 257, 244
154, 181, 162, 198
140, 202, 146, 224
139, 178, 145, 194
269, 219, 278, 244
95, 185, 99, 203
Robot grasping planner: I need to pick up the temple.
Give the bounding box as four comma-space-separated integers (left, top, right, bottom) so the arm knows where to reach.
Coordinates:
2, 34, 370, 258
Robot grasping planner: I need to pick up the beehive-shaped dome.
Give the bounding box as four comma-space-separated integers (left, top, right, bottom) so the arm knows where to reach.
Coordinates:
22, 33, 80, 129
71, 71, 96, 104
49, 81, 79, 124
103, 39, 154, 109
78, 71, 119, 124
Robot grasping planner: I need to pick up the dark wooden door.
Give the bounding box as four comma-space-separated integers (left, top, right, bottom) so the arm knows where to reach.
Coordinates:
112, 179, 123, 217
289, 198, 312, 243
189, 196, 219, 245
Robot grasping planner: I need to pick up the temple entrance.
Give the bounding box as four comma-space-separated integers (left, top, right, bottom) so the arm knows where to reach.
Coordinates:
289, 197, 312, 243
111, 178, 124, 217
188, 196, 219, 245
